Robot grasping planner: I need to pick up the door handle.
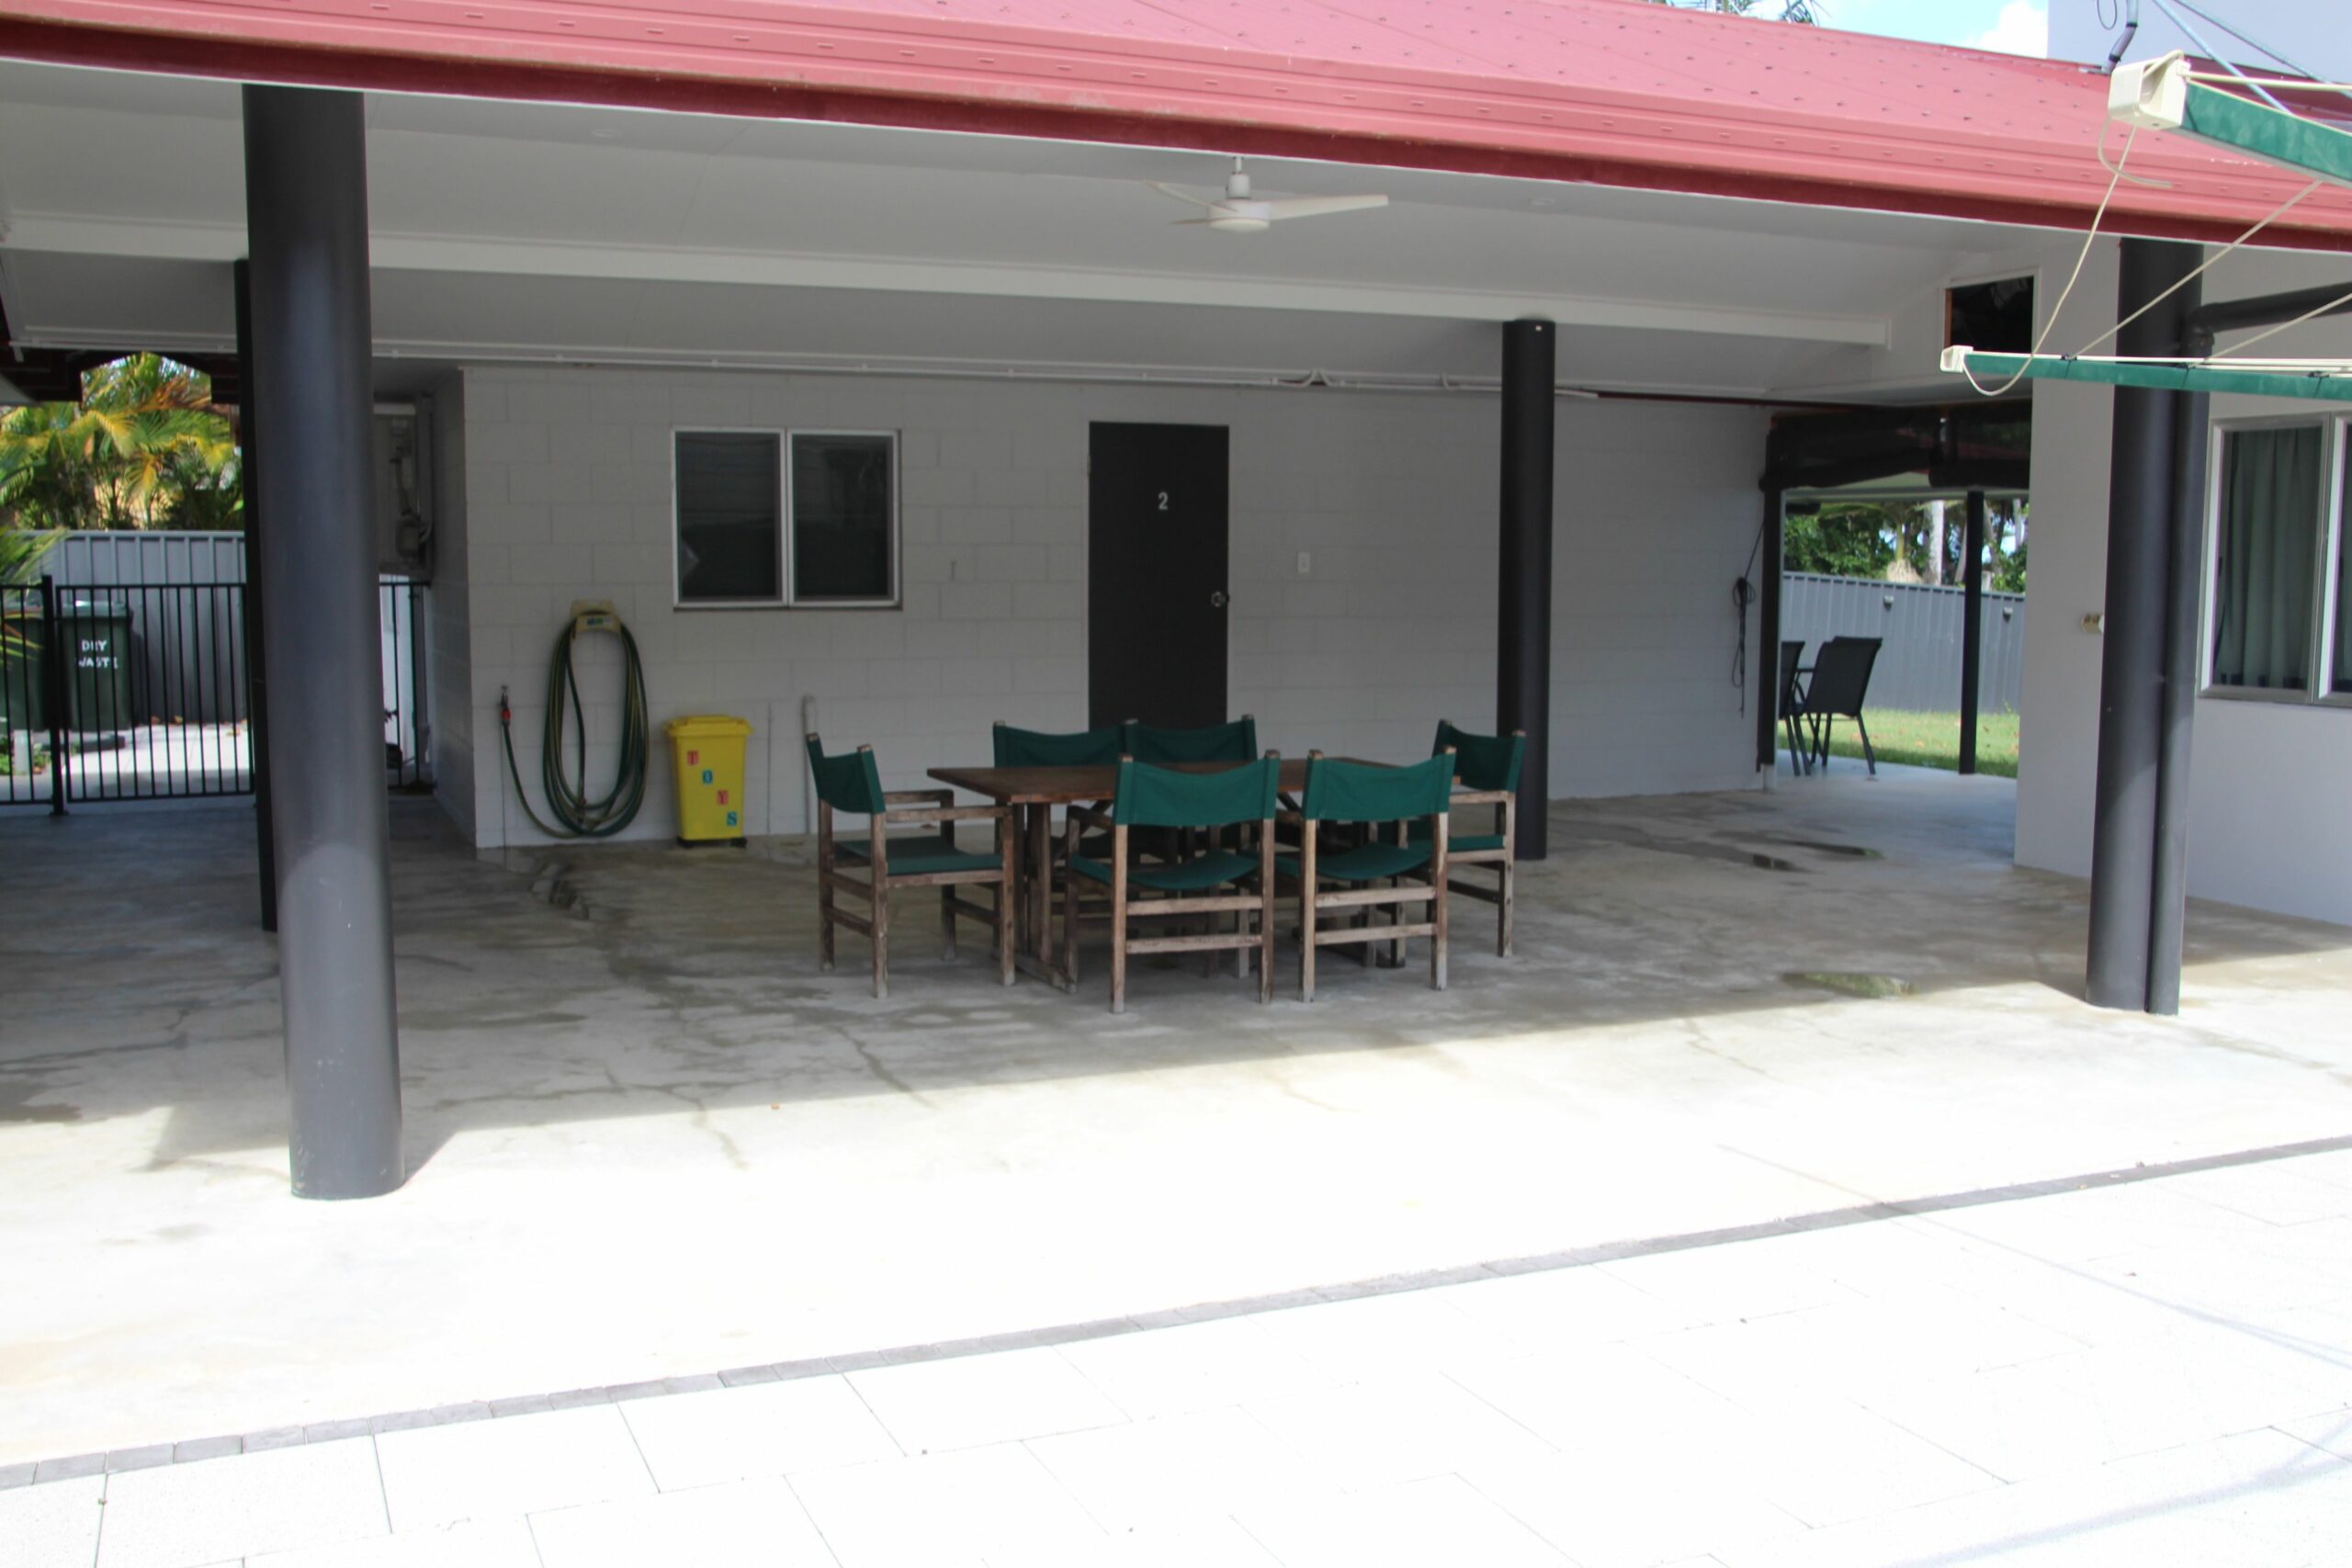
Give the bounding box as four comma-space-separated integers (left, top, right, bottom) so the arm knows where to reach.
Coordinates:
1209, 591, 1228, 609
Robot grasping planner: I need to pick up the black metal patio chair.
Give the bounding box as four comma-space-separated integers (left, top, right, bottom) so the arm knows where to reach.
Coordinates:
1802, 636, 1883, 775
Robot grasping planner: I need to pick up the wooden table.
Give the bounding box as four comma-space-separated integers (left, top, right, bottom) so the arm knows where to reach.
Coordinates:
929, 760, 1318, 990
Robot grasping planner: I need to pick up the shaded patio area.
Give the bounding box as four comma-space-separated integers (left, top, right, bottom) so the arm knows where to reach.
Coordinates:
3, 769, 2348, 1464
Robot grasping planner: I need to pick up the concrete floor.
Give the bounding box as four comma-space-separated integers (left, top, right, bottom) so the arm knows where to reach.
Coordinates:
2, 768, 2348, 1467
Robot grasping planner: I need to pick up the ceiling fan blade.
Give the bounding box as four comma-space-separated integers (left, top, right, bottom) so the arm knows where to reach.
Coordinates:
1148, 181, 1222, 209
1258, 194, 1390, 221
1169, 218, 1216, 225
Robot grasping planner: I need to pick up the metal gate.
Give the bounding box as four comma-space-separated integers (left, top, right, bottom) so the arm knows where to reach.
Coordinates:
1, 574, 254, 807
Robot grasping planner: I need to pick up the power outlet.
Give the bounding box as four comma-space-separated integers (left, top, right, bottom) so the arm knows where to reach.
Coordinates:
1296, 551, 1313, 577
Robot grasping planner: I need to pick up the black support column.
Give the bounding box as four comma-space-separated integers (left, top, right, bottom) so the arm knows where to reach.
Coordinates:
232, 260, 278, 934
1756, 490, 1784, 773
2086, 238, 2202, 1014
2147, 363, 2211, 1016
243, 85, 402, 1198
1958, 489, 1987, 775
1498, 319, 1555, 860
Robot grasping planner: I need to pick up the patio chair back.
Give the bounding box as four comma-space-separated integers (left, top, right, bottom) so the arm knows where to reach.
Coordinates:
1431, 721, 1522, 794
1110, 754, 1279, 829
992, 721, 1124, 768
1302, 752, 1456, 824
806, 734, 886, 816
1805, 637, 1882, 720
1778, 640, 1807, 721
1124, 716, 1258, 763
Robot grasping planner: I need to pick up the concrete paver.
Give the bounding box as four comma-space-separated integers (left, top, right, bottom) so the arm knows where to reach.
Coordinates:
4, 1151, 2351, 1564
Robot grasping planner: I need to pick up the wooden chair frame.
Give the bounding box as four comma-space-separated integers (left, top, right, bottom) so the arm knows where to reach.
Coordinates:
1280, 752, 1452, 1001
812, 739, 1015, 998
1060, 756, 1278, 1014
1441, 728, 1521, 957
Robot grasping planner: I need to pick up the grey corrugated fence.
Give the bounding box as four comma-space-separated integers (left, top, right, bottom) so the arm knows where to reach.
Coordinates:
1781, 571, 2024, 715
49, 532, 250, 725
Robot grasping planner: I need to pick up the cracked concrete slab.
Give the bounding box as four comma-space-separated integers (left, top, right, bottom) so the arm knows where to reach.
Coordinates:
1, 768, 2347, 1464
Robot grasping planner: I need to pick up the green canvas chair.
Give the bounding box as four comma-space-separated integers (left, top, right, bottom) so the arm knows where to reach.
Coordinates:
1123, 716, 1258, 763
1280, 750, 1456, 1000
1413, 721, 1524, 955
991, 722, 1125, 768
992, 719, 1121, 940
1061, 753, 1280, 1013
808, 734, 1014, 998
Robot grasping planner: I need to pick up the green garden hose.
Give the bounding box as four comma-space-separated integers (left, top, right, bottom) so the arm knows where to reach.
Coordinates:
498, 605, 650, 839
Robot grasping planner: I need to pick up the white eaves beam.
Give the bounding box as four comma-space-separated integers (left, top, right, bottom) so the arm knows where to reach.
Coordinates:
1, 213, 1890, 348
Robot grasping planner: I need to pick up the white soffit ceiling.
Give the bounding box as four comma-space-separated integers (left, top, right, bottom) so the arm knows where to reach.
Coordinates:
0, 59, 2050, 393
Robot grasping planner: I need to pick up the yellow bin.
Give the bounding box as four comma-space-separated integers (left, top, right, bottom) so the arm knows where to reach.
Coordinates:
665, 715, 753, 845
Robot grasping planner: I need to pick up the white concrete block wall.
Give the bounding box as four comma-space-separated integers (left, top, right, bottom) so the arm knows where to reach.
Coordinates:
456, 366, 1767, 849
1556, 401, 1770, 796
2016, 245, 2352, 927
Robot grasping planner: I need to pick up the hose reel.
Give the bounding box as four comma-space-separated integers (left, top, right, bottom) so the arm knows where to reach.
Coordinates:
498, 602, 650, 839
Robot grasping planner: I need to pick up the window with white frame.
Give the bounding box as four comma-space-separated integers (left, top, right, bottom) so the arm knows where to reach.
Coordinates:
2207, 417, 2346, 700
673, 429, 899, 607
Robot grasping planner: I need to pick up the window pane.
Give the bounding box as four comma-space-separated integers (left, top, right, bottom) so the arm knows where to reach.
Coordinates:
675, 433, 781, 603
2211, 425, 2322, 691
792, 434, 895, 602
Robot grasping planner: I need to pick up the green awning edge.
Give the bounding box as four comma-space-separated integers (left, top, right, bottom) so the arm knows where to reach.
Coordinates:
2179, 81, 2352, 190
1947, 350, 2352, 403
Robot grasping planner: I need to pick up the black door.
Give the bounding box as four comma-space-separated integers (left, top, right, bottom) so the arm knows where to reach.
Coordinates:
1088, 423, 1230, 731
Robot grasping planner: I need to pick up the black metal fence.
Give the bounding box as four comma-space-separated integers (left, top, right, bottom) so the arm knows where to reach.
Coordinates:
0, 575, 254, 807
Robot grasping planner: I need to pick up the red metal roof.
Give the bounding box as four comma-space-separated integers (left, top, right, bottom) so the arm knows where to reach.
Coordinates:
5, 0, 2351, 252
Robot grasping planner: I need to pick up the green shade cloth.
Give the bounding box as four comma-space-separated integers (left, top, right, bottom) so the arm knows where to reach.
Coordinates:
807, 737, 886, 815
1433, 721, 1524, 794
1125, 716, 1258, 762
2211, 425, 2323, 691
1110, 756, 1279, 829
1299, 753, 1456, 824
2181, 80, 2352, 191
1069, 850, 1259, 892
993, 723, 1125, 767
1952, 352, 2352, 404
1410, 823, 1505, 853
1277, 841, 1432, 883
835, 836, 1000, 876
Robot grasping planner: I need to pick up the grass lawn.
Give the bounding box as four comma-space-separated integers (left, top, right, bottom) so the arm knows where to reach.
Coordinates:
1815, 708, 2019, 779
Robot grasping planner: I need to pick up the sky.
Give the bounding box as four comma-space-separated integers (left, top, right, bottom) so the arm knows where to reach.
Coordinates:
1823, 0, 2049, 56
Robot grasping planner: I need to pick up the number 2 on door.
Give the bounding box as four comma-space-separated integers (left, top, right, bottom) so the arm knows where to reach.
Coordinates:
1157, 491, 1170, 512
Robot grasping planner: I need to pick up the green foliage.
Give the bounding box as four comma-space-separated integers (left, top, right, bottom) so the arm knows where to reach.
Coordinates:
1784, 504, 1896, 578
1784, 499, 2029, 592
0, 354, 241, 533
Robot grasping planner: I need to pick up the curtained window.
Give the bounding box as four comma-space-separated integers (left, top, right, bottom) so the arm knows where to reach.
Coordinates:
2209, 425, 2324, 693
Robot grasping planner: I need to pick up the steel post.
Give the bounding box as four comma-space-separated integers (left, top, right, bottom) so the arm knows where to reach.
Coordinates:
243, 85, 402, 1198
1757, 491, 1784, 773
2148, 370, 2211, 1016
232, 260, 279, 933
1498, 319, 1555, 860
2086, 239, 2200, 1013
1959, 489, 1987, 775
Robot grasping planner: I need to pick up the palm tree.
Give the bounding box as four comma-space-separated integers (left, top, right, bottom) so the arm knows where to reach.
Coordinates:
0, 354, 241, 532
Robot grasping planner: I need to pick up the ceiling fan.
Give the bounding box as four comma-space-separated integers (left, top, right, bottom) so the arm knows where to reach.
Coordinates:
1148, 158, 1389, 234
